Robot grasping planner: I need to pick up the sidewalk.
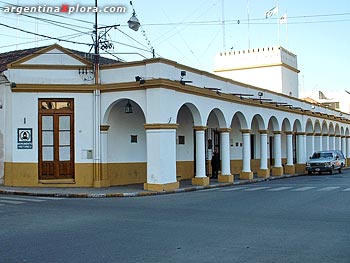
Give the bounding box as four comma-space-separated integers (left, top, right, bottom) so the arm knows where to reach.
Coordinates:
0, 173, 304, 198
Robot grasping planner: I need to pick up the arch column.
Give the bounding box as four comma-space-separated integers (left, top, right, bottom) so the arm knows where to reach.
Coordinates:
272, 131, 283, 176
192, 126, 210, 186
240, 129, 253, 180
341, 136, 346, 156
296, 132, 306, 173
346, 136, 350, 167
306, 132, 315, 159
257, 130, 270, 178
93, 90, 103, 188
98, 125, 111, 187
218, 128, 233, 183
329, 135, 335, 150
336, 135, 341, 150
322, 134, 329, 150
144, 124, 180, 191
314, 133, 322, 152
284, 131, 295, 174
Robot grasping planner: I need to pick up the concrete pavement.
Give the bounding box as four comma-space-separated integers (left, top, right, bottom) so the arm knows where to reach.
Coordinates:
0, 173, 305, 198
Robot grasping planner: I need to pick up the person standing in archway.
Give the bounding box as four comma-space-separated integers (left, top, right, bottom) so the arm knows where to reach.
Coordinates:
211, 146, 220, 179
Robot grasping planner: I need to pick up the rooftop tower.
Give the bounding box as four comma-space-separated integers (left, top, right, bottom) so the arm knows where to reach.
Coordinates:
213, 46, 300, 97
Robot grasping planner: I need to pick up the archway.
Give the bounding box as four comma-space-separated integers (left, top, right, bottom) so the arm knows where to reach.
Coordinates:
105, 99, 146, 186
176, 103, 201, 180
206, 108, 226, 177
230, 111, 249, 178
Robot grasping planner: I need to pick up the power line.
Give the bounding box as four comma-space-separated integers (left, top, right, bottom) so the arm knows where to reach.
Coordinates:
0, 22, 91, 46
120, 12, 350, 27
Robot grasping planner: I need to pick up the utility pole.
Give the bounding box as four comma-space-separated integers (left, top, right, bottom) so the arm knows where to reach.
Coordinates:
94, 0, 99, 85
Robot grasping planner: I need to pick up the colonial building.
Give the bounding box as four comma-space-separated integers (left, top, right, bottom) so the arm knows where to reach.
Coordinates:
0, 44, 349, 190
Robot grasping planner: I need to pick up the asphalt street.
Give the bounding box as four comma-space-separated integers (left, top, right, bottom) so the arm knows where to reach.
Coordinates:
1, 173, 350, 263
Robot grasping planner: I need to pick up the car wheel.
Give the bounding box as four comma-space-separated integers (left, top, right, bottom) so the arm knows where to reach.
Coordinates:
308, 171, 312, 175
330, 167, 334, 175
339, 167, 342, 174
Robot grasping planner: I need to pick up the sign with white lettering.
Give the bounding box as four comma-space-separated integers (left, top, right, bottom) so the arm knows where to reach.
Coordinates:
17, 128, 33, 149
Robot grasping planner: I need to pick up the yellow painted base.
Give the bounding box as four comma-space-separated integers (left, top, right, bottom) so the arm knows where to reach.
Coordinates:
295, 163, 306, 173
240, 171, 253, 180
257, 169, 270, 178
176, 161, 194, 180
144, 181, 179, 192
284, 165, 295, 175
93, 179, 111, 188
192, 177, 210, 186
272, 167, 284, 176
218, 174, 234, 183
107, 162, 146, 186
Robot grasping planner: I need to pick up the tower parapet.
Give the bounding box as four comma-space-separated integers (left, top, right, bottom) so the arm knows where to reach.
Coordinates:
214, 46, 299, 97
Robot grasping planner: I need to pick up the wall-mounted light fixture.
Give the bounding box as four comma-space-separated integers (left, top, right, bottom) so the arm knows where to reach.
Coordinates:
231, 93, 254, 99
205, 87, 221, 95
180, 70, 192, 85
124, 100, 133, 113
135, 76, 146, 84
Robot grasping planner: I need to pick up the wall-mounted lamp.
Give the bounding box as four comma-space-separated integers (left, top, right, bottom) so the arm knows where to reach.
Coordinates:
231, 93, 253, 99
124, 100, 133, 113
135, 76, 146, 84
180, 70, 192, 85
205, 87, 221, 95
258, 92, 263, 97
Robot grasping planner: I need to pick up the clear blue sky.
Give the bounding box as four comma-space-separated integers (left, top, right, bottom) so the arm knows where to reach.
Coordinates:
0, 0, 349, 96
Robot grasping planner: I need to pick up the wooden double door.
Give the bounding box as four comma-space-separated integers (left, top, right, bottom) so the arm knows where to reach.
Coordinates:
38, 99, 74, 180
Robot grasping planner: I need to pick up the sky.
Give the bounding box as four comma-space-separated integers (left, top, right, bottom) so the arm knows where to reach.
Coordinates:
0, 0, 349, 98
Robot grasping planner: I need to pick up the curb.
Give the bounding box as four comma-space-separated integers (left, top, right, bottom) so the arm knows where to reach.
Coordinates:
0, 172, 307, 198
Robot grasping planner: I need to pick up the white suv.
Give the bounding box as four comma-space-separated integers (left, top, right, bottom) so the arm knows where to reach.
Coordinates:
306, 150, 346, 175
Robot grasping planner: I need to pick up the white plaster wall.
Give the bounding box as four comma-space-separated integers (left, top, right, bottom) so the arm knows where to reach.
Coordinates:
230, 118, 243, 160
22, 49, 87, 66
215, 67, 283, 95
251, 121, 260, 159
281, 133, 287, 159
5, 69, 91, 85
10, 92, 94, 163
282, 67, 299, 97
107, 101, 146, 163
74, 94, 94, 163
101, 90, 147, 124
176, 106, 194, 161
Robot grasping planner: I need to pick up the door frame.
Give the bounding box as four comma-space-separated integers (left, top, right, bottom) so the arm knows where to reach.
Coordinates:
38, 99, 75, 180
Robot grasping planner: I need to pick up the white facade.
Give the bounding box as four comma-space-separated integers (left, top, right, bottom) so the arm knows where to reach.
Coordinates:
1, 44, 350, 190
214, 46, 299, 98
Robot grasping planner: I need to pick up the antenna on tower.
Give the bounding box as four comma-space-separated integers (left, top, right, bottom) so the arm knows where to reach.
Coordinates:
221, 0, 226, 50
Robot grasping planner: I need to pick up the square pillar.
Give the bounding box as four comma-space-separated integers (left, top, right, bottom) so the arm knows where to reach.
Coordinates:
144, 124, 179, 191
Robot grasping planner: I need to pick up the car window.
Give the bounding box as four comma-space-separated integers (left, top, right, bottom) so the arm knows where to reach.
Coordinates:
312, 152, 332, 159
